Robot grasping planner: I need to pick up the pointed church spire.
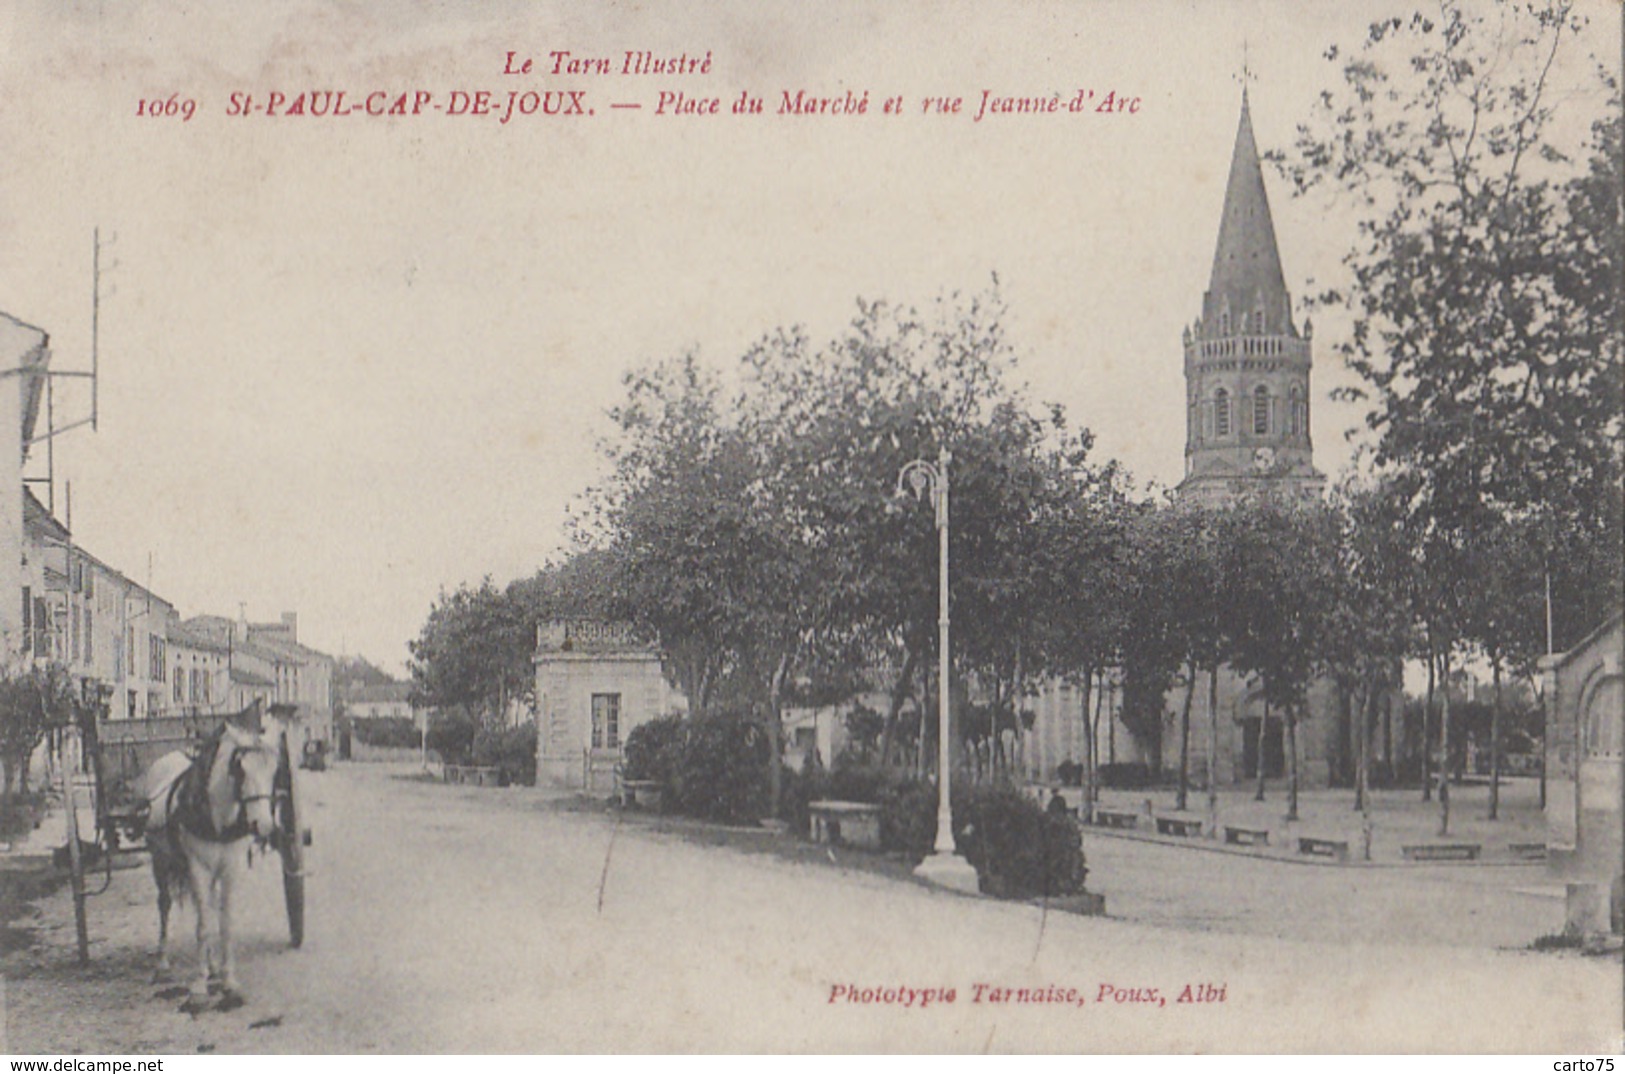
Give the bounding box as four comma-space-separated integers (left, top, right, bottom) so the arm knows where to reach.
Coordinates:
1203, 89, 1292, 337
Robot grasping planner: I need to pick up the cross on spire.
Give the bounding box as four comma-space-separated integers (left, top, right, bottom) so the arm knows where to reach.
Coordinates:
1234, 38, 1257, 90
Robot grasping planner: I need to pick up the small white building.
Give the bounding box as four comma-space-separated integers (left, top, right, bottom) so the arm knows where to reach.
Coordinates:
534, 619, 681, 793
1542, 613, 1623, 934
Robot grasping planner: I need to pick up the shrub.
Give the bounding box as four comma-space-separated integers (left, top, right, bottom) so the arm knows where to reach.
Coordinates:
472, 722, 538, 786
779, 760, 820, 833
621, 714, 687, 794
1055, 760, 1084, 787
352, 716, 421, 750
878, 778, 937, 861
674, 713, 768, 824
426, 707, 477, 764
951, 783, 1086, 899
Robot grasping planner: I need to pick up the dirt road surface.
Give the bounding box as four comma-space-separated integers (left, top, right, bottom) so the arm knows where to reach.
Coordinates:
3, 765, 1619, 1053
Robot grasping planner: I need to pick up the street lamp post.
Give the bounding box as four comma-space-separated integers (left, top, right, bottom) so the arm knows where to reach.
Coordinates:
898, 445, 978, 893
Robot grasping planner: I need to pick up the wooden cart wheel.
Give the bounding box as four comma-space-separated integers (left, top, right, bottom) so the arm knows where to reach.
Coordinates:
275, 734, 306, 949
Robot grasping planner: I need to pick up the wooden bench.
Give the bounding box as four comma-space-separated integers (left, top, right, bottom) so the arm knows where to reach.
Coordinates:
1156, 816, 1204, 838
1223, 825, 1270, 847
1508, 842, 1548, 861
1402, 843, 1482, 862
1093, 809, 1140, 830
1297, 836, 1350, 862
808, 800, 883, 851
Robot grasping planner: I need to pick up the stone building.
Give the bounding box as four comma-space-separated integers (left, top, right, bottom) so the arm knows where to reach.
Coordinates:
1541, 612, 1623, 931
534, 619, 681, 792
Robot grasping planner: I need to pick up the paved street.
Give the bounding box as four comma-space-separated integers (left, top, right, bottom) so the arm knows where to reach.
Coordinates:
3, 764, 1620, 1053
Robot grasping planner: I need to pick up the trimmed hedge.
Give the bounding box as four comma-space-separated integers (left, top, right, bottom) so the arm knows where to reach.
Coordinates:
351, 715, 420, 749
471, 722, 538, 787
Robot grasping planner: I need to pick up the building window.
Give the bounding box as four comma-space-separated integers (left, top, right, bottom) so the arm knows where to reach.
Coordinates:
21, 587, 31, 654
1214, 388, 1231, 437
1289, 386, 1306, 438
1253, 385, 1270, 436
149, 635, 166, 682
174, 668, 185, 703
84, 609, 92, 664
591, 693, 621, 750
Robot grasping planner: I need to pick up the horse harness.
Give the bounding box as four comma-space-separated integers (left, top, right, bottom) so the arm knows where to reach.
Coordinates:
163, 730, 273, 843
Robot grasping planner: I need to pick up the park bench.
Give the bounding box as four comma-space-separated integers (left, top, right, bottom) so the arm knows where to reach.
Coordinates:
1508, 842, 1548, 861
1223, 825, 1270, 847
1093, 809, 1140, 830
619, 779, 664, 810
443, 764, 503, 787
1296, 836, 1350, 862
808, 800, 883, 851
1155, 816, 1204, 838
1401, 843, 1482, 862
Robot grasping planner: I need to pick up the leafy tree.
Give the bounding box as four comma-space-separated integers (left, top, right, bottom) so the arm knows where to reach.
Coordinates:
408, 578, 531, 722
0, 663, 82, 803
1282, 1, 1620, 828
1223, 495, 1343, 821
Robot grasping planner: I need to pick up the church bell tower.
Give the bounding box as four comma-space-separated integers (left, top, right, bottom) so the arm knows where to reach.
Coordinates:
1177, 89, 1324, 505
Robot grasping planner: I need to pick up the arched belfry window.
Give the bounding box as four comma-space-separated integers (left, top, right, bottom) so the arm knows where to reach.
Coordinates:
1288, 386, 1304, 437
1253, 385, 1270, 436
1214, 388, 1231, 437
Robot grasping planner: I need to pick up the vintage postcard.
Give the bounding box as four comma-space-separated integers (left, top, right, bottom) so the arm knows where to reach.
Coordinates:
1, 0, 1621, 1056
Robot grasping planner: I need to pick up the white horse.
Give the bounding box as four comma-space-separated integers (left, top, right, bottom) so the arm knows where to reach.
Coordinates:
140, 721, 280, 1011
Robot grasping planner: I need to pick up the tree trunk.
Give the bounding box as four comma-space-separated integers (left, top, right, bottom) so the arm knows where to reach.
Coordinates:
1422, 639, 1436, 801
1381, 681, 1394, 785
1286, 703, 1300, 822
1360, 681, 1376, 861
1177, 659, 1196, 811
1105, 674, 1116, 766
1092, 670, 1108, 790
880, 649, 918, 769
766, 652, 790, 818
1254, 699, 1269, 802
1438, 648, 1452, 836
1489, 654, 1503, 821
1353, 684, 1368, 813
1206, 664, 1220, 838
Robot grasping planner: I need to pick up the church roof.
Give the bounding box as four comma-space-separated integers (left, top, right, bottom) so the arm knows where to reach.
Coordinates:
1203, 90, 1293, 337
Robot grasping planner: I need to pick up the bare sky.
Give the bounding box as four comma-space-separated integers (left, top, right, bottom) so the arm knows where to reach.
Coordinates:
0, 1, 1616, 672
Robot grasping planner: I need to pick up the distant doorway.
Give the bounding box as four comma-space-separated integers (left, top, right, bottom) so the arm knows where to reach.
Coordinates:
1241, 717, 1285, 779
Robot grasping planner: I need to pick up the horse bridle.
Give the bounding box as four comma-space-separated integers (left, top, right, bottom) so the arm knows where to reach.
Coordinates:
229, 747, 276, 806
